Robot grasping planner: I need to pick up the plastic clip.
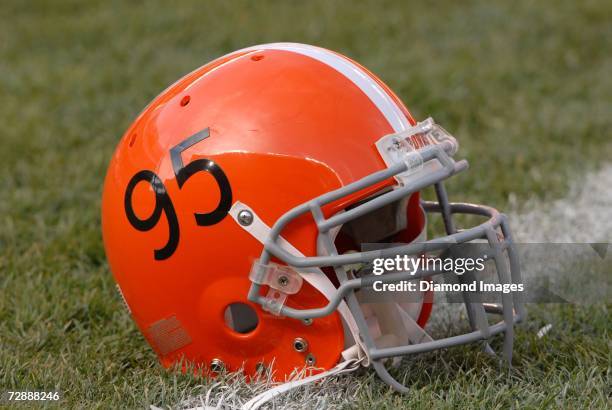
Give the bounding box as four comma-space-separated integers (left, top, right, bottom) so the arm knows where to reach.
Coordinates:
249, 260, 303, 315
375, 117, 459, 184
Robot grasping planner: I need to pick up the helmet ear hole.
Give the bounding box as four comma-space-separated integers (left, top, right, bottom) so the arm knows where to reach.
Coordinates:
224, 303, 259, 334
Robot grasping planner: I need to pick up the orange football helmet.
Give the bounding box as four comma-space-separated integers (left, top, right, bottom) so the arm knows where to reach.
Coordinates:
102, 43, 524, 391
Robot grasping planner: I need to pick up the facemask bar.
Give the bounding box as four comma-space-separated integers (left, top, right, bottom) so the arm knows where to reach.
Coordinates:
246, 121, 525, 392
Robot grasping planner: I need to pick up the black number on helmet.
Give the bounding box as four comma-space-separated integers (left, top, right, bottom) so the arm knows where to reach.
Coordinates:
124, 170, 180, 261
123, 128, 232, 260
170, 128, 232, 226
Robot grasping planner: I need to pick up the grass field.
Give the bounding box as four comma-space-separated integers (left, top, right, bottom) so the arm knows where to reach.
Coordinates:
1, 1, 610, 408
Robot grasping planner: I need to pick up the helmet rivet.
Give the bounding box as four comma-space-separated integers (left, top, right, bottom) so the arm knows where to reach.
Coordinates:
238, 210, 253, 226
293, 337, 308, 352
302, 318, 313, 326
305, 353, 316, 366
277, 275, 289, 287
210, 358, 225, 373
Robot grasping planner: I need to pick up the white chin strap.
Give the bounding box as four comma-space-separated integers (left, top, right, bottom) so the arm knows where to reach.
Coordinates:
229, 201, 366, 359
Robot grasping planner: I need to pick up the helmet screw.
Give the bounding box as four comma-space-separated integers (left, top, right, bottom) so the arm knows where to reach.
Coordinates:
302, 318, 313, 326
305, 353, 316, 366
210, 358, 225, 373
238, 210, 253, 226
277, 275, 289, 287
293, 337, 308, 352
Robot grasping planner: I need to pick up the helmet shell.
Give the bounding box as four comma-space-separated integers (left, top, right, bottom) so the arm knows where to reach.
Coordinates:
102, 43, 418, 378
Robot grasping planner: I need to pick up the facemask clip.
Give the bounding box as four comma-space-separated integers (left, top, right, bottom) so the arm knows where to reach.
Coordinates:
249, 260, 303, 315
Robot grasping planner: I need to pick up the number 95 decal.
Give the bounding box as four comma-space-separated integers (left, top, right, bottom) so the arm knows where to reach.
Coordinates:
123, 128, 232, 260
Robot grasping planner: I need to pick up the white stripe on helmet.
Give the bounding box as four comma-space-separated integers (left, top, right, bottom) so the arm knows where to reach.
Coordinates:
237, 42, 410, 133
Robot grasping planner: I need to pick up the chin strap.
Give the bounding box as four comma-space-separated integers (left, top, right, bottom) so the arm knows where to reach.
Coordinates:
229, 201, 367, 358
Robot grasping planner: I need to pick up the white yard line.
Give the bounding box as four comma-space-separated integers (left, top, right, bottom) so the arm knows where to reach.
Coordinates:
509, 164, 612, 243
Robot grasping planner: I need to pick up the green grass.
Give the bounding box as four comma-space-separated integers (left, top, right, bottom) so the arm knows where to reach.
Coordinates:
0, 0, 610, 408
